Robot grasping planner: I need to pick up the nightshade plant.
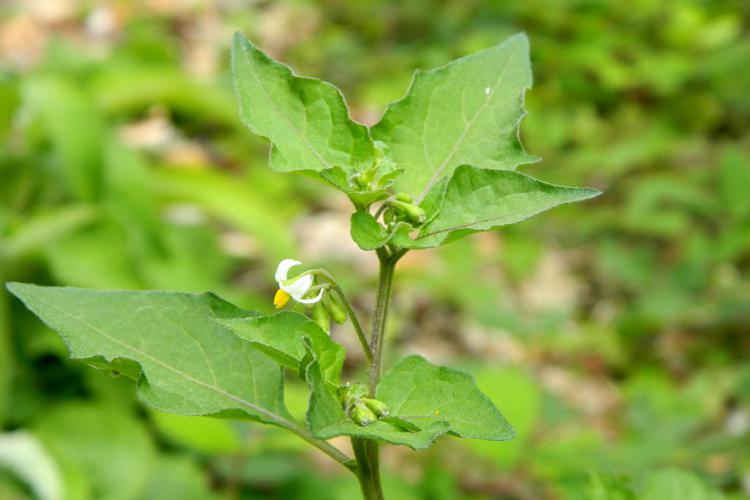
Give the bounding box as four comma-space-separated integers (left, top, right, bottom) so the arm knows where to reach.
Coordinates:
7, 32, 600, 499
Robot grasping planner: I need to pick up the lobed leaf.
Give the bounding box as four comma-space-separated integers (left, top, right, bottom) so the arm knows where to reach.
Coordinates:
232, 33, 375, 176
372, 33, 537, 202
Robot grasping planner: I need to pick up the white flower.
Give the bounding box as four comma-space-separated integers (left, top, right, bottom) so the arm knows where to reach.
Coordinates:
273, 259, 324, 308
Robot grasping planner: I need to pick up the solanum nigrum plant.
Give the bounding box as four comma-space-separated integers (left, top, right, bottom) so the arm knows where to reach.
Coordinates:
7, 32, 599, 499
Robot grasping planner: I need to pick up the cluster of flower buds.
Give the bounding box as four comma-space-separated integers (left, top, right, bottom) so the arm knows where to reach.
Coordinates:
338, 383, 390, 426
312, 293, 348, 333
382, 193, 426, 227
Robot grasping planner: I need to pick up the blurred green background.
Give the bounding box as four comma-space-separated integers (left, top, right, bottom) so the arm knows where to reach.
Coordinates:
1, 0, 749, 499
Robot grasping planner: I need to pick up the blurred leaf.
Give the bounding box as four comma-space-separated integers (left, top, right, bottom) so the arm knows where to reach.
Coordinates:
140, 457, 218, 500
719, 147, 750, 217
34, 403, 154, 500
641, 468, 722, 500
586, 473, 635, 500
23, 77, 103, 201
152, 168, 296, 259
2, 206, 98, 261
468, 368, 541, 467
150, 412, 239, 454
232, 33, 375, 176
372, 33, 537, 200
0, 431, 62, 500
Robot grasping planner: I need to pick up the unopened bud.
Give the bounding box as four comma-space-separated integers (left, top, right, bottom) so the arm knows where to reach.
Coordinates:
312, 302, 331, 333
395, 192, 412, 203
390, 200, 425, 224
324, 294, 347, 324
361, 398, 390, 418
349, 402, 377, 426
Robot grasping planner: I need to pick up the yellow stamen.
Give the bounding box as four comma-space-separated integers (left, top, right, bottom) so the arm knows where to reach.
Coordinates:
274, 289, 291, 309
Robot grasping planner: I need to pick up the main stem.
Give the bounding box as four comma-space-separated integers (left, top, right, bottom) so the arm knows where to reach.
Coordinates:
354, 249, 398, 500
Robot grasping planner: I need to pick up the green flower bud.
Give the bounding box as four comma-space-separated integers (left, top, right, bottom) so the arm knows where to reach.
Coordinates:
312, 301, 331, 334
361, 398, 390, 418
349, 401, 377, 426
390, 200, 425, 224
324, 294, 347, 324
395, 192, 412, 203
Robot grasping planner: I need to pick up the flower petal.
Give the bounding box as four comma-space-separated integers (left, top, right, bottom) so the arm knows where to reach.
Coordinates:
296, 288, 324, 304
275, 259, 301, 283
282, 273, 313, 299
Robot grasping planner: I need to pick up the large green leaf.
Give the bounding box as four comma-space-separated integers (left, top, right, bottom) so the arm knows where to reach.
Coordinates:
6, 284, 293, 426
304, 353, 450, 449
394, 165, 600, 248
231, 33, 375, 175
376, 355, 516, 441
218, 311, 346, 385
372, 33, 537, 202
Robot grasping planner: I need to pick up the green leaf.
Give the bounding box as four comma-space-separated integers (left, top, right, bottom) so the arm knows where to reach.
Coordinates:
150, 411, 240, 454
376, 355, 516, 441
218, 311, 346, 385
140, 457, 219, 500
372, 33, 537, 202
6, 283, 294, 426
304, 353, 450, 449
350, 211, 407, 251
641, 468, 721, 500
395, 165, 601, 248
0, 431, 62, 500
231, 33, 375, 176
23, 76, 103, 202
33, 403, 155, 500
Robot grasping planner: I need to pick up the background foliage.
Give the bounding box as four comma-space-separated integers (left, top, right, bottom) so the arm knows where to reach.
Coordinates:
1, 0, 748, 499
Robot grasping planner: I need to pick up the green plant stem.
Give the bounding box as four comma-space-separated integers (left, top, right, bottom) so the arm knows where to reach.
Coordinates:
350, 249, 401, 500
368, 250, 396, 393
352, 437, 383, 500
309, 268, 373, 361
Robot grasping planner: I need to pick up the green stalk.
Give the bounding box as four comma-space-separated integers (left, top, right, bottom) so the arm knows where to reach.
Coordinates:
351, 248, 401, 499
352, 437, 383, 500
309, 268, 373, 361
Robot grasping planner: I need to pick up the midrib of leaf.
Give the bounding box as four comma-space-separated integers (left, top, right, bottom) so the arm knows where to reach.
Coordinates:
416, 53, 515, 203
242, 51, 332, 171
31, 294, 291, 428
418, 212, 520, 240
417, 186, 598, 241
